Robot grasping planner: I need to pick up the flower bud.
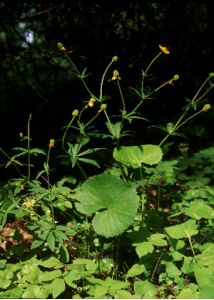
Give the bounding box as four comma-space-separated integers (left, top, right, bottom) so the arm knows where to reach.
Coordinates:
72, 109, 79, 117
57, 42, 66, 51
49, 139, 55, 148
112, 56, 119, 62
202, 104, 211, 112
112, 69, 121, 80
98, 103, 107, 112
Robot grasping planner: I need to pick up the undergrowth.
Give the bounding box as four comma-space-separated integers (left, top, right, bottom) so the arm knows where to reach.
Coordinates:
0, 44, 213, 299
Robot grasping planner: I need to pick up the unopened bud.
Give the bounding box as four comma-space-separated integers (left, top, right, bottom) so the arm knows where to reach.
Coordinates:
112, 56, 119, 62
98, 103, 107, 112
72, 109, 79, 117
49, 139, 55, 148
202, 104, 211, 112
57, 42, 66, 51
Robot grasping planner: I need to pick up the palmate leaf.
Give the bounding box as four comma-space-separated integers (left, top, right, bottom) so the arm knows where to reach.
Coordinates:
113, 144, 163, 168
75, 173, 139, 237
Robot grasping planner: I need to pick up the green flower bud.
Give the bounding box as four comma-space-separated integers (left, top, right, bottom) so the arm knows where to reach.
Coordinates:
72, 109, 79, 117
202, 104, 211, 112
112, 56, 119, 62
173, 74, 179, 80
57, 42, 66, 51
98, 103, 107, 112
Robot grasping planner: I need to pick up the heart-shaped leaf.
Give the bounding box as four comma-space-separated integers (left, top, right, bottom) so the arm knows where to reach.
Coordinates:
75, 173, 139, 237
113, 144, 163, 168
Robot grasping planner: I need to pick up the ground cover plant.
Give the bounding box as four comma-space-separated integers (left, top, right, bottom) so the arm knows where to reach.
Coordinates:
0, 44, 214, 298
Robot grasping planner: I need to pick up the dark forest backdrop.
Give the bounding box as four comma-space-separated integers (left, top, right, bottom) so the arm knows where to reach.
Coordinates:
0, 2, 213, 150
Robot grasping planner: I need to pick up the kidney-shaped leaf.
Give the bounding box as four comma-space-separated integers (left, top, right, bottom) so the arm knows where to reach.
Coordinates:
75, 173, 139, 237
113, 144, 163, 168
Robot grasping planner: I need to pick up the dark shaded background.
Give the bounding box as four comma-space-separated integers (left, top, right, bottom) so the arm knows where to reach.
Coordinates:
0, 2, 213, 152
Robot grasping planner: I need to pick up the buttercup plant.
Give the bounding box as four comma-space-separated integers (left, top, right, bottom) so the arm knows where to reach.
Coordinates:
0, 43, 213, 299
59, 43, 212, 158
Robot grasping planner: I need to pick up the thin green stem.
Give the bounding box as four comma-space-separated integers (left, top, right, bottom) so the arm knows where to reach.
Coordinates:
186, 232, 195, 257
103, 109, 113, 131
150, 79, 173, 96
99, 59, 115, 101
128, 77, 174, 118
175, 110, 203, 131
62, 116, 76, 151
46, 147, 52, 187
0, 148, 24, 178
191, 77, 210, 103
126, 95, 149, 117
151, 253, 163, 282
117, 80, 126, 113
194, 84, 213, 104
27, 114, 32, 182
141, 52, 162, 97
144, 52, 162, 77
84, 111, 100, 128
77, 161, 87, 179
103, 109, 117, 143
63, 52, 97, 99
159, 108, 203, 147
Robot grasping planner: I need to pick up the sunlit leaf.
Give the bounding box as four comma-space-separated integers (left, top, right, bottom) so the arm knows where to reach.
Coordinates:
113, 144, 163, 168
165, 219, 198, 239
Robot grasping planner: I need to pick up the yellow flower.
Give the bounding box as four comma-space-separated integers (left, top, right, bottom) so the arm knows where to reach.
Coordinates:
87, 98, 96, 108
19, 132, 23, 138
159, 44, 170, 54
49, 139, 55, 148
202, 104, 211, 112
23, 199, 36, 208
98, 103, 107, 113
112, 70, 121, 81
57, 42, 66, 51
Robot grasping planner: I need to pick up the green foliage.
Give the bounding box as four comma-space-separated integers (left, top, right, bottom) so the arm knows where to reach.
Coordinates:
113, 144, 163, 168
75, 173, 139, 237
165, 219, 198, 239
0, 46, 213, 298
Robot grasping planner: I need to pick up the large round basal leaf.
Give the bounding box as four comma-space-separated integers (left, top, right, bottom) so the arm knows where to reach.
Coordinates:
75, 173, 139, 237
113, 144, 163, 168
